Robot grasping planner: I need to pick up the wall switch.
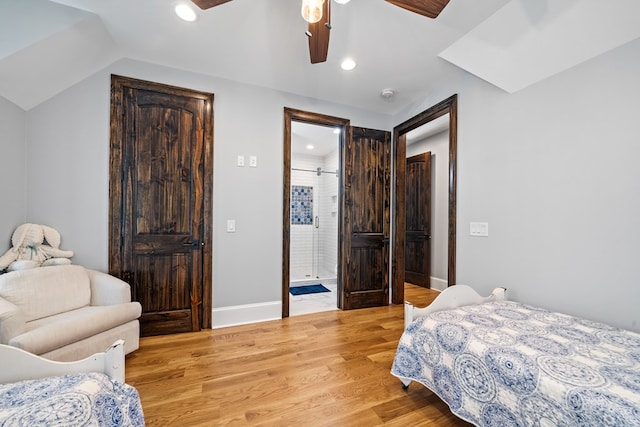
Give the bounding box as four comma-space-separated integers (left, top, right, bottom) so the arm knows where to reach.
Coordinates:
249, 155, 257, 167
470, 222, 489, 237
237, 155, 245, 167
226, 219, 236, 232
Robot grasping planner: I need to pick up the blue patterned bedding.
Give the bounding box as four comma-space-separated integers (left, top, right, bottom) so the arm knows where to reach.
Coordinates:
0, 372, 145, 426
391, 300, 640, 426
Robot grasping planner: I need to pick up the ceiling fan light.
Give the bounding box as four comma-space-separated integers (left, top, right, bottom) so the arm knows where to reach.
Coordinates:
301, 0, 325, 24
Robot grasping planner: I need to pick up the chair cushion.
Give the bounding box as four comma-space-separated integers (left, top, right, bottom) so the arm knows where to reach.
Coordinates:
9, 302, 142, 354
0, 265, 91, 321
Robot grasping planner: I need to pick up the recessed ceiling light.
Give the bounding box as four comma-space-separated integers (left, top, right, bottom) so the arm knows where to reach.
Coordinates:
341, 58, 356, 71
306, 144, 315, 150
175, 3, 198, 22
334, 0, 351, 4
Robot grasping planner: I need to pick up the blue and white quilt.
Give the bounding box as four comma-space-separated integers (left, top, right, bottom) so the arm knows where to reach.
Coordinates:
391, 300, 640, 426
0, 372, 145, 426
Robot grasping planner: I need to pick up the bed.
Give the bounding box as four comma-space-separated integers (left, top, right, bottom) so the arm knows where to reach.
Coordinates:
0, 339, 145, 426
391, 285, 640, 426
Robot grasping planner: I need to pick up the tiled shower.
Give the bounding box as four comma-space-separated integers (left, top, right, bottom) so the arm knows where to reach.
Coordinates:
290, 149, 338, 287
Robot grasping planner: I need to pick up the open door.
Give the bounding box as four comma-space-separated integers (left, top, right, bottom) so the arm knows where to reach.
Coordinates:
339, 126, 392, 310
405, 152, 432, 287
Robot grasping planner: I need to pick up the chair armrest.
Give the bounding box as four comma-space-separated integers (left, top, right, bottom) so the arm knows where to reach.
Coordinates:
86, 269, 132, 306
0, 297, 25, 344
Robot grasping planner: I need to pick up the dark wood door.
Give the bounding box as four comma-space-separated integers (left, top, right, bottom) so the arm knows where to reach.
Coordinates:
339, 126, 391, 310
405, 152, 432, 287
109, 75, 213, 336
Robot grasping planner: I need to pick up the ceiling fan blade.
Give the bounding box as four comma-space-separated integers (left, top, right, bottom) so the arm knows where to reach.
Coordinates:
191, 0, 233, 10
385, 0, 451, 18
308, 0, 331, 64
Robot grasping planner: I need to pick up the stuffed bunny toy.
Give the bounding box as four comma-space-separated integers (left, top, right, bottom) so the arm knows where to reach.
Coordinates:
0, 223, 74, 271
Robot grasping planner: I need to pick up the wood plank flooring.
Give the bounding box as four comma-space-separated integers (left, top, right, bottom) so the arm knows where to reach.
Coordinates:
125, 284, 472, 426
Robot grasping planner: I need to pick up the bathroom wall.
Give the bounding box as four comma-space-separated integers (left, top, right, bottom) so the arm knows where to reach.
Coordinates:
318, 148, 338, 279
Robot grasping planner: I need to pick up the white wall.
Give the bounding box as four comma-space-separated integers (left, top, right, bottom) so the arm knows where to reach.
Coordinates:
0, 96, 26, 246
396, 38, 640, 332
23, 58, 389, 310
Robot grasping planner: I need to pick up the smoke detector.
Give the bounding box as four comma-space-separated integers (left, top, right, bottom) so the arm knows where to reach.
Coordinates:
380, 88, 395, 99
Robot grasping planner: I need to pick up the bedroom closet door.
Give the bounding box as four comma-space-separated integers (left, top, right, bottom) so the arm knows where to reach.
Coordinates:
339, 126, 392, 310
405, 152, 432, 287
109, 75, 213, 336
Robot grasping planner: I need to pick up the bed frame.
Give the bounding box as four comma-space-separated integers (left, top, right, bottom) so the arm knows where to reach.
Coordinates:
404, 285, 507, 328
0, 339, 125, 384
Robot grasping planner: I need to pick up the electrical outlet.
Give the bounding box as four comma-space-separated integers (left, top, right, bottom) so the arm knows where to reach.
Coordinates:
237, 155, 245, 167
249, 155, 257, 167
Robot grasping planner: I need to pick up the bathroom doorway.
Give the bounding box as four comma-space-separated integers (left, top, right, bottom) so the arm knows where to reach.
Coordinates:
288, 121, 341, 316
282, 108, 349, 318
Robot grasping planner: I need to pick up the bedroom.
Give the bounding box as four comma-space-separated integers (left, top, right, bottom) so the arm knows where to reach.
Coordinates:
1, 0, 639, 425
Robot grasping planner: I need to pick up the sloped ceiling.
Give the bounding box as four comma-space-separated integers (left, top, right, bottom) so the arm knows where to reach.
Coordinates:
0, 0, 638, 112
439, 0, 640, 93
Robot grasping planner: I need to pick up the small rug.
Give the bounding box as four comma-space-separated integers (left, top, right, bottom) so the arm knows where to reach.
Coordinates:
290, 284, 331, 296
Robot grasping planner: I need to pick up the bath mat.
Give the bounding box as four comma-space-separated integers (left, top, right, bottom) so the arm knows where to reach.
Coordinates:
289, 284, 331, 295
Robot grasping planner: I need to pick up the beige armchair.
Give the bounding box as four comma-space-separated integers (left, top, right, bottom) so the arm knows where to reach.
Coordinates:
0, 265, 141, 362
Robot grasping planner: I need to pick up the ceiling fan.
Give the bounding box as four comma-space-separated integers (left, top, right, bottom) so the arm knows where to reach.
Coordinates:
190, 0, 451, 64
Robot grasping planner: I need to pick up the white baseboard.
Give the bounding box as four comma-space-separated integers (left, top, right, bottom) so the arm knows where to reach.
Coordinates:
213, 278, 447, 328
212, 301, 282, 329
430, 277, 447, 291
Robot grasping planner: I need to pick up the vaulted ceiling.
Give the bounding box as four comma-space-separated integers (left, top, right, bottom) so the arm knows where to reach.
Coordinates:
1, 0, 638, 113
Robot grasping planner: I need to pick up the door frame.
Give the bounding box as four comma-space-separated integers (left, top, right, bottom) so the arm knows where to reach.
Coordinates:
282, 108, 349, 318
392, 94, 458, 304
109, 74, 214, 329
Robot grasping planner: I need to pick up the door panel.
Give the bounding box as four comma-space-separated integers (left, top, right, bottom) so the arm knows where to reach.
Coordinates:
340, 126, 391, 310
405, 152, 431, 287
110, 75, 213, 336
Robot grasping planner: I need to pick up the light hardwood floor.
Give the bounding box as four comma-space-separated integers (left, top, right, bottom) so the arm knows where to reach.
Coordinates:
125, 284, 472, 426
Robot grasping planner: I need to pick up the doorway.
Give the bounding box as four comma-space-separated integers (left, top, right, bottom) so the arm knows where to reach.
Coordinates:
282, 108, 349, 318
393, 95, 457, 304
109, 75, 213, 336
289, 121, 341, 316
283, 109, 392, 316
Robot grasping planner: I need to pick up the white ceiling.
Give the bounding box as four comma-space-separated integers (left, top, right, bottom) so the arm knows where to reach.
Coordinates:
1, 0, 638, 112
292, 121, 340, 157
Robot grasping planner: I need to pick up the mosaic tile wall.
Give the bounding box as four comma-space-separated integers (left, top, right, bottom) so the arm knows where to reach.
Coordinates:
291, 185, 314, 225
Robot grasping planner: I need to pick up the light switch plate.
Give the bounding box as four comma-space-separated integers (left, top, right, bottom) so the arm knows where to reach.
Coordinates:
226, 219, 236, 232
470, 222, 489, 237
